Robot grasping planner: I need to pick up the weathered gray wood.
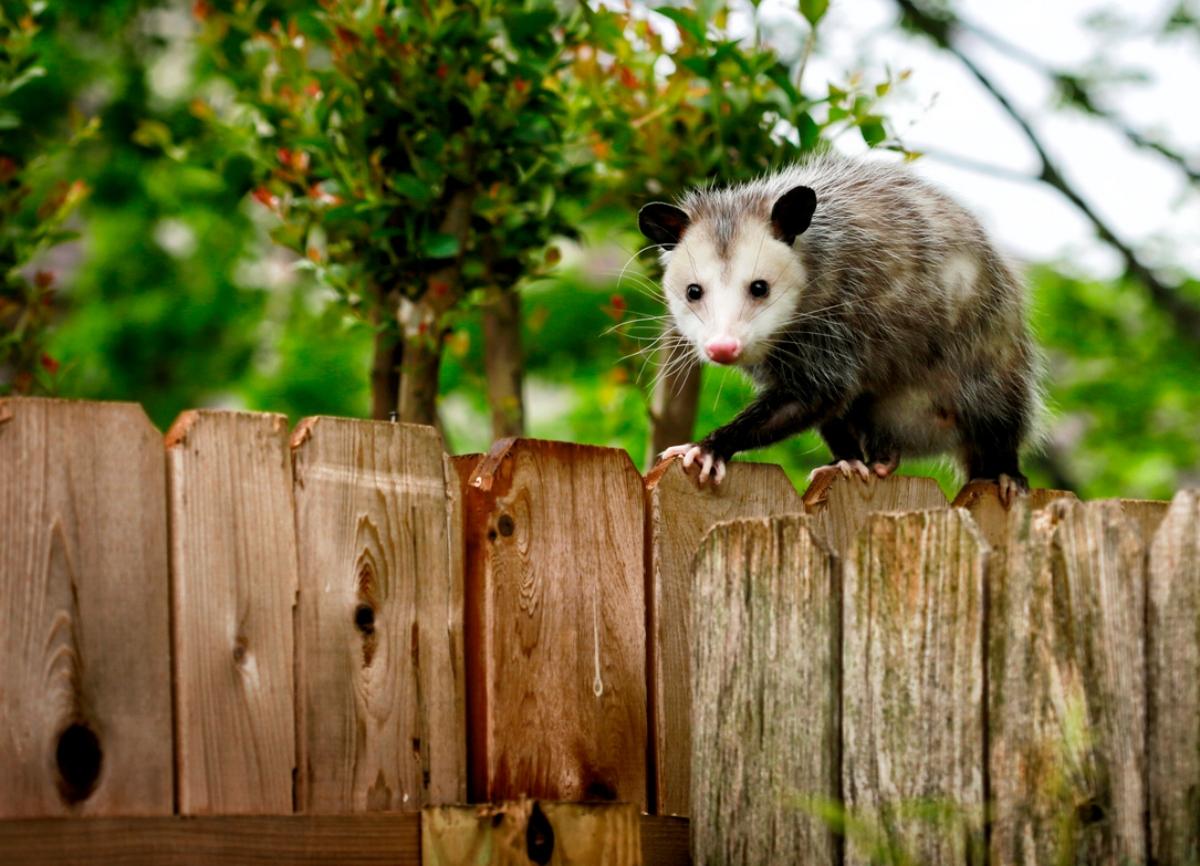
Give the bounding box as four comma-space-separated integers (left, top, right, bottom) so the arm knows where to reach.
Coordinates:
1116, 497, 1171, 541
691, 515, 838, 866
1147, 490, 1200, 865
644, 457, 802, 817
0, 397, 173, 817
988, 499, 1147, 865
842, 510, 985, 866
166, 410, 298, 815
802, 473, 947, 555
291, 417, 466, 812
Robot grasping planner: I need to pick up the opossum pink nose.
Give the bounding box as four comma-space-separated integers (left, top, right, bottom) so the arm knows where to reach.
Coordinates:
705, 338, 742, 364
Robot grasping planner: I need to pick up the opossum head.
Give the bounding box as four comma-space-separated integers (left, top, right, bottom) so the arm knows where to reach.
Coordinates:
638, 186, 817, 367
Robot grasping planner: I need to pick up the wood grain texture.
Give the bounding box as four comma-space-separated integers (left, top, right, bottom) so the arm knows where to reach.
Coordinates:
1147, 490, 1200, 865
422, 801, 641, 865
951, 480, 1076, 550
802, 473, 947, 555
291, 417, 466, 812
1116, 497, 1171, 540
0, 813, 689, 865
166, 410, 298, 815
691, 515, 838, 866
464, 439, 647, 807
842, 510, 985, 866
988, 498, 1147, 865
0, 397, 173, 817
644, 457, 802, 817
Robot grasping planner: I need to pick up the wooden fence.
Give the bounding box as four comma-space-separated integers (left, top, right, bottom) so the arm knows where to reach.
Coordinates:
0, 396, 1194, 865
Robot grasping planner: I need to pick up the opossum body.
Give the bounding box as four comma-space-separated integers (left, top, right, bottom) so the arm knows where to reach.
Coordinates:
638, 155, 1041, 500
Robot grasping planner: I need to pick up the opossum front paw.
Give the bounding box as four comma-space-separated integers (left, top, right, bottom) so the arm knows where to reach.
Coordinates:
660, 443, 727, 486
808, 459, 872, 484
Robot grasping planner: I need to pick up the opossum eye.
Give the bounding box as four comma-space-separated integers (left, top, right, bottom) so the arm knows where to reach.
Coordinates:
749, 279, 770, 298
686, 283, 704, 302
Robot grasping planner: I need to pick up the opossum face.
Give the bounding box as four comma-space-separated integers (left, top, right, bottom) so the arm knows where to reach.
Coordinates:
639, 186, 816, 367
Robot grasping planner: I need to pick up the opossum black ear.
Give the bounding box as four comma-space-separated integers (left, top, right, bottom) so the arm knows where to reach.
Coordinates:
638, 202, 690, 250
770, 186, 817, 245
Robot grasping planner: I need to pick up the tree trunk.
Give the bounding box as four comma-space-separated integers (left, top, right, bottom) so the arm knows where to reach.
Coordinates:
646, 342, 702, 469
369, 320, 402, 420
396, 298, 442, 426
482, 288, 525, 439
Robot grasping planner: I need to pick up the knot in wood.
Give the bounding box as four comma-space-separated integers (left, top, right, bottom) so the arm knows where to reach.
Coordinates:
497, 513, 515, 537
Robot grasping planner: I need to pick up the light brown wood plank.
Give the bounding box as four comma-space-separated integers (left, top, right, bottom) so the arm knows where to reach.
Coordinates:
0, 397, 173, 817
464, 439, 646, 807
802, 473, 947, 555
1116, 497, 1171, 540
1147, 490, 1200, 865
691, 516, 838, 866
422, 801, 640, 865
842, 510, 985, 865
951, 480, 1076, 549
166, 410, 298, 814
644, 457, 802, 817
988, 499, 1147, 865
291, 417, 466, 812
0, 812, 689, 865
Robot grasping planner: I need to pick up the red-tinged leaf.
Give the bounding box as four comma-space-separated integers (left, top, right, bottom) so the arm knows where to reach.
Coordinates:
192, 0, 211, 21
34, 270, 54, 289
40, 354, 59, 374
617, 65, 639, 89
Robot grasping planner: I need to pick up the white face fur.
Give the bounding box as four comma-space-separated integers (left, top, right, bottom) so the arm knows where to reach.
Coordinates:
662, 218, 807, 367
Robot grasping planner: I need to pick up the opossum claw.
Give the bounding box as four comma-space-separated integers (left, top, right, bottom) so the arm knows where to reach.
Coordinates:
659, 443, 697, 463
997, 473, 1028, 507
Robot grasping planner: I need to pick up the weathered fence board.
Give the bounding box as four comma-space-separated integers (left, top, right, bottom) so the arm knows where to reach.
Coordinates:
1117, 497, 1171, 540
0, 397, 173, 817
842, 510, 985, 866
166, 410, 298, 814
803, 473, 947, 554
291, 417, 466, 813
951, 480, 1076, 548
423, 801, 641, 865
1147, 490, 1200, 865
988, 499, 1147, 865
691, 516, 838, 866
644, 457, 802, 817
463, 439, 647, 806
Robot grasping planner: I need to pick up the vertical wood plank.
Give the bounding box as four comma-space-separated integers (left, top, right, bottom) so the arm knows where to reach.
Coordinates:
802, 473, 947, 555
951, 480, 1076, 549
291, 417, 465, 812
988, 499, 1147, 865
691, 516, 838, 866
1147, 490, 1200, 865
644, 458, 802, 817
1116, 497, 1171, 540
0, 397, 173, 817
842, 510, 985, 865
464, 439, 646, 807
422, 801, 641, 866
166, 410, 298, 815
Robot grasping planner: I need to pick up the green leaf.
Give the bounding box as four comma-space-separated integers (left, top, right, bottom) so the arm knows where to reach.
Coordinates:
655, 7, 707, 44
505, 9, 557, 44
800, 0, 829, 26
390, 173, 433, 203
421, 232, 459, 259
860, 119, 887, 147
797, 111, 820, 150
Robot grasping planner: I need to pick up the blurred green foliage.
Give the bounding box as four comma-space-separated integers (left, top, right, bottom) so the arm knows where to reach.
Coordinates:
1, 0, 1196, 499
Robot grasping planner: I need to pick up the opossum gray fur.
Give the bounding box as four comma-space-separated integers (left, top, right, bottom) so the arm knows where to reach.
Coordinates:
638, 153, 1042, 501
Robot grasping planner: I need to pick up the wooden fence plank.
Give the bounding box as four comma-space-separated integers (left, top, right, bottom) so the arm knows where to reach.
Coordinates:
842, 510, 985, 866
166, 410, 298, 814
1117, 497, 1171, 540
802, 473, 947, 555
644, 458, 802, 817
291, 417, 466, 813
1147, 490, 1200, 865
988, 499, 1147, 865
0, 397, 173, 817
691, 515, 838, 866
951, 480, 1076, 549
464, 439, 646, 806
422, 801, 640, 865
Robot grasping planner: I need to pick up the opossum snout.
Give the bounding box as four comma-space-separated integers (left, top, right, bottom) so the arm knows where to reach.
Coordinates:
705, 337, 742, 364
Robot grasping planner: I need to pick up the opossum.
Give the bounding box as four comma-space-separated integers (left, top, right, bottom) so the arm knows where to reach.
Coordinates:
638, 154, 1041, 503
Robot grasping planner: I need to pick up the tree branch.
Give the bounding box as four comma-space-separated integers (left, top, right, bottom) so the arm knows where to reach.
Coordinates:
894, 0, 1200, 345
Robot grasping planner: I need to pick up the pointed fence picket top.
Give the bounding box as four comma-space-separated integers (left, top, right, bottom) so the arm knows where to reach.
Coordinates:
951, 480, 1077, 549
802, 472, 948, 555
462, 438, 647, 807
166, 409, 298, 815
644, 457, 804, 817
691, 515, 839, 866
0, 397, 173, 818
290, 417, 466, 813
